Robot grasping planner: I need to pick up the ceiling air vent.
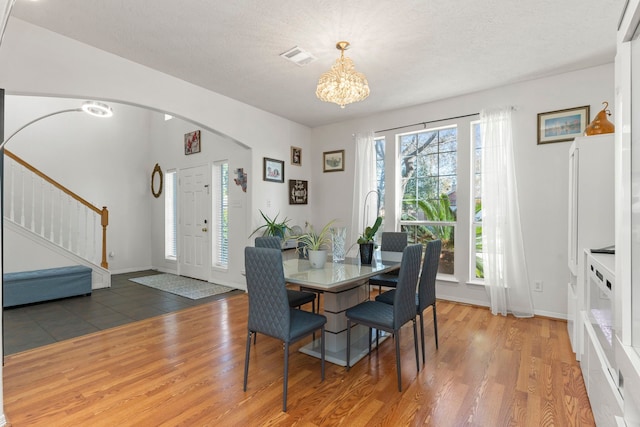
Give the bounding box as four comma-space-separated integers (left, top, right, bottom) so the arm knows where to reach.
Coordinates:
280, 46, 316, 66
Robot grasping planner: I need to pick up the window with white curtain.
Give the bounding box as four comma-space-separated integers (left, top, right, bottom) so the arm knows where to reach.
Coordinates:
164, 170, 177, 260
375, 137, 385, 221
212, 161, 229, 268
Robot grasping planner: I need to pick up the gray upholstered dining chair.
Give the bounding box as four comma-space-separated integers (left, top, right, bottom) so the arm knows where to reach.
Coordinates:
376, 239, 442, 366
255, 236, 317, 312
345, 243, 422, 392
243, 246, 326, 412
368, 231, 408, 294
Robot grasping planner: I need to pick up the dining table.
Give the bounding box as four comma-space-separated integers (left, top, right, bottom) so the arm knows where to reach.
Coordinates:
283, 251, 400, 366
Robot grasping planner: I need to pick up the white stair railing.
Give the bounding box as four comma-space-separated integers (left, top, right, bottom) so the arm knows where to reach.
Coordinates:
3, 149, 109, 268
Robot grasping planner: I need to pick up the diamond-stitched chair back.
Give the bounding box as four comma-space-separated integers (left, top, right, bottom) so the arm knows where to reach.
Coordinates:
418, 240, 442, 313
245, 246, 290, 341
381, 232, 408, 252
392, 244, 422, 329
255, 236, 282, 250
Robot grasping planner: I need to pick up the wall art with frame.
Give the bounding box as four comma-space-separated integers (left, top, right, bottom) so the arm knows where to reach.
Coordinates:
184, 130, 201, 154
323, 149, 345, 172
263, 157, 284, 183
291, 146, 302, 166
289, 180, 308, 205
537, 105, 590, 144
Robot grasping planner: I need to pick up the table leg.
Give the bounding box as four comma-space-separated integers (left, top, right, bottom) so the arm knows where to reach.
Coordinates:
299, 280, 389, 366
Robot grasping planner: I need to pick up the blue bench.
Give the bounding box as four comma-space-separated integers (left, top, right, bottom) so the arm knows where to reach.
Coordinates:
3, 265, 92, 308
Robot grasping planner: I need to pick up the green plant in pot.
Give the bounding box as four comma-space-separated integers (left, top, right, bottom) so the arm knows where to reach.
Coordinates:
294, 220, 336, 268
357, 216, 382, 264
249, 210, 291, 241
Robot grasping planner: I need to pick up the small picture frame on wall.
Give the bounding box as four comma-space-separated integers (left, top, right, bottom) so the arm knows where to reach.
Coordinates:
184, 130, 201, 154
537, 105, 590, 144
289, 180, 308, 205
263, 157, 284, 183
323, 149, 345, 172
291, 146, 302, 166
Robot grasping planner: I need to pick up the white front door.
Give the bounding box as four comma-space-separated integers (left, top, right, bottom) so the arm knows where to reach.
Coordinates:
179, 164, 210, 281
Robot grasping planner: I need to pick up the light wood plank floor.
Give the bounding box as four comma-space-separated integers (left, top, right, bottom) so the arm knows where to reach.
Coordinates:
3, 294, 594, 426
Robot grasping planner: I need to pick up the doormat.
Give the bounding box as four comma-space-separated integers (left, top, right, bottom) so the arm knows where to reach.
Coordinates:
129, 273, 236, 300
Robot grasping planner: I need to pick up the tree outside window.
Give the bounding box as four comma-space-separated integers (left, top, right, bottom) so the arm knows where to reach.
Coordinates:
399, 126, 457, 274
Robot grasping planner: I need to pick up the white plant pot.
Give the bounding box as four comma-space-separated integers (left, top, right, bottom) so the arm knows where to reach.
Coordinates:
308, 249, 328, 269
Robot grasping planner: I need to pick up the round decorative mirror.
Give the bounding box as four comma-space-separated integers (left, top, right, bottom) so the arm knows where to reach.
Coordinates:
151, 163, 163, 198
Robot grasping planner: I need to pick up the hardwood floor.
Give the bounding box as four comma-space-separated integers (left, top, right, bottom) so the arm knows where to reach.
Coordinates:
3, 294, 594, 426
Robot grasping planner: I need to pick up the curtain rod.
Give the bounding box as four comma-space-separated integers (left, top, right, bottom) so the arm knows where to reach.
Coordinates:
375, 112, 479, 134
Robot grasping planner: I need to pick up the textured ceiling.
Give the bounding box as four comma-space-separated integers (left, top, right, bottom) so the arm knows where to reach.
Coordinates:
10, 0, 625, 128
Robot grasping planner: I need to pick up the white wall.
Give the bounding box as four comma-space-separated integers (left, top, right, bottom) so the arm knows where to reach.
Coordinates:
3, 96, 153, 273
310, 63, 615, 318
147, 114, 252, 288
0, 18, 616, 315
0, 18, 313, 287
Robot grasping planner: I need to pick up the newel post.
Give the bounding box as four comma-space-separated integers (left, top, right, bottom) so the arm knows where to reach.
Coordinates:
101, 206, 109, 269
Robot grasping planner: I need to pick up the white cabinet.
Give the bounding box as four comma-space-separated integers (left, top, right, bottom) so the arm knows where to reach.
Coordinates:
582, 312, 624, 427
567, 134, 615, 358
568, 134, 615, 277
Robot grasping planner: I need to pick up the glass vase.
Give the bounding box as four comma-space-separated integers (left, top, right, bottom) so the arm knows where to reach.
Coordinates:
331, 226, 347, 262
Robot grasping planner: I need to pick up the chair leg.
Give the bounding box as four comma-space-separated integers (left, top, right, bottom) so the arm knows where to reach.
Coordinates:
253, 332, 257, 345
243, 331, 252, 391
395, 328, 402, 392
413, 319, 420, 374
283, 342, 289, 412
321, 326, 325, 381
311, 299, 316, 341
368, 327, 372, 355
346, 319, 352, 370
432, 304, 439, 349
419, 312, 426, 366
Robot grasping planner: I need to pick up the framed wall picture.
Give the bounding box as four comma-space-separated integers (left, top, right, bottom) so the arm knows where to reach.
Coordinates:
291, 146, 302, 166
323, 149, 345, 172
184, 130, 201, 154
289, 180, 308, 205
537, 105, 590, 144
263, 157, 284, 183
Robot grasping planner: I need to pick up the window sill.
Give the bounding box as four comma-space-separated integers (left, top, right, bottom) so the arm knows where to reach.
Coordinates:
435, 275, 485, 287
466, 279, 485, 287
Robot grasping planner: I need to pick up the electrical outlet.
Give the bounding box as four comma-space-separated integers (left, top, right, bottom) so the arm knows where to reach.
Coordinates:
533, 280, 543, 292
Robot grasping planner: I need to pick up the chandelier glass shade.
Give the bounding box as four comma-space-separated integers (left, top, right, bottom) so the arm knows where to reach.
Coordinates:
316, 41, 370, 109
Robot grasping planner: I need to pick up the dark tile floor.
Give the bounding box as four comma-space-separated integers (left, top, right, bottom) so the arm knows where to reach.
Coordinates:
3, 270, 243, 355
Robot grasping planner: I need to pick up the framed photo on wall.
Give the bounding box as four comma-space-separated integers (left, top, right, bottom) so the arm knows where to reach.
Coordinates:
263, 157, 284, 183
323, 149, 345, 172
537, 105, 590, 144
184, 130, 201, 154
291, 146, 302, 166
289, 180, 308, 204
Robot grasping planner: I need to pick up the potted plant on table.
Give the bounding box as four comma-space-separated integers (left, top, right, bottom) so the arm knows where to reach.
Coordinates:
294, 220, 336, 268
249, 210, 291, 243
357, 216, 382, 264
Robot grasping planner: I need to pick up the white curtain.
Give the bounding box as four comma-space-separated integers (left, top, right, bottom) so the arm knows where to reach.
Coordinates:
480, 108, 534, 317
349, 131, 376, 256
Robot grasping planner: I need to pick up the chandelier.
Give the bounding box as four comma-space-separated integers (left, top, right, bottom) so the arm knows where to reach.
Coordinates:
316, 41, 370, 108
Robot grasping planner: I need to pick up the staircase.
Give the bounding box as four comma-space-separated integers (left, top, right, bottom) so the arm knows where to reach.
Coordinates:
3, 149, 111, 288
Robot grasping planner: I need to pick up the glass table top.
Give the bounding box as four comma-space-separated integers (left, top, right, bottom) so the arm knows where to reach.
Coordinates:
283, 255, 399, 292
